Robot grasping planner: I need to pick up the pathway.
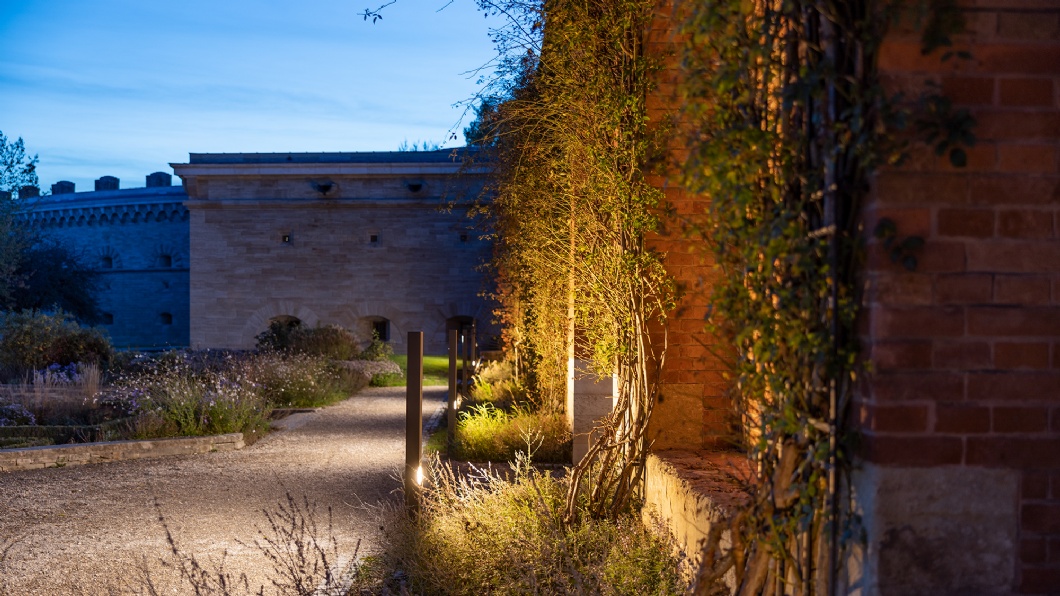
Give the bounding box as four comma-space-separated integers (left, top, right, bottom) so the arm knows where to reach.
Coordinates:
0, 385, 444, 595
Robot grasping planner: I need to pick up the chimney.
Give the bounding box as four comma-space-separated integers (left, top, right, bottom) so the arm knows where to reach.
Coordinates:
145, 172, 172, 188
19, 185, 40, 199
94, 176, 119, 191
51, 180, 76, 195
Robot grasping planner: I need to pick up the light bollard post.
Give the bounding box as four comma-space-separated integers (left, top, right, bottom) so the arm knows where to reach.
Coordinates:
448, 329, 458, 454
461, 329, 469, 398
405, 331, 424, 511
470, 321, 477, 365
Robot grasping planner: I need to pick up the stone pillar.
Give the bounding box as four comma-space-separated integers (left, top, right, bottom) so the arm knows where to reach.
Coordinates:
567, 351, 617, 465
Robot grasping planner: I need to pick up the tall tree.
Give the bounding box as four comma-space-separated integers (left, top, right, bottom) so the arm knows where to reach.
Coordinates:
0, 131, 39, 308
0, 131, 100, 321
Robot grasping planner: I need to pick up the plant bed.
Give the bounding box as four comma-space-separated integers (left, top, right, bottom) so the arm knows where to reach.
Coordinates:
0, 416, 134, 447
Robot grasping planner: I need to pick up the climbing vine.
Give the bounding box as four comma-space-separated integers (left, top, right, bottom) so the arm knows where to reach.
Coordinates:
681, 1, 971, 593
476, 0, 673, 520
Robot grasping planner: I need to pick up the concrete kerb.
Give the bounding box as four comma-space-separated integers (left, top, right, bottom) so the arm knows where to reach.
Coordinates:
0, 433, 245, 473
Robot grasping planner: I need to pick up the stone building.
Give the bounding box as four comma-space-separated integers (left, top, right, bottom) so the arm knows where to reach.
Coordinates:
26, 151, 493, 354
26, 173, 190, 349
171, 150, 492, 353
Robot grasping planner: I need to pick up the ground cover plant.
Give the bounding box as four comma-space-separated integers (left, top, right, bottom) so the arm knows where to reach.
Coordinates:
444, 359, 571, 464
103, 350, 366, 442
374, 455, 689, 595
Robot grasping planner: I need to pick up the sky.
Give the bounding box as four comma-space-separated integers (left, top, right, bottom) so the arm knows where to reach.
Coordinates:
0, 0, 498, 192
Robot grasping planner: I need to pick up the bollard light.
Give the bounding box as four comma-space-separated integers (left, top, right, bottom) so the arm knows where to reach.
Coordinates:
405, 331, 424, 511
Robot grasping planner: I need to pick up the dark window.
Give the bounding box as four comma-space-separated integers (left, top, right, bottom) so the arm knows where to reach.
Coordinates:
159, 254, 172, 268
101, 255, 113, 269
102, 313, 114, 325
160, 312, 173, 325
460, 234, 469, 243
372, 319, 390, 342
369, 234, 379, 243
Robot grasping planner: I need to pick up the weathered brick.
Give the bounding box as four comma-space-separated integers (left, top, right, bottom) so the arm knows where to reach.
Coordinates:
1022, 503, 1060, 534
868, 370, 965, 402
933, 340, 992, 369
995, 275, 1053, 305
938, 208, 995, 238
968, 307, 1060, 337
1021, 537, 1048, 565
1023, 471, 1051, 500
998, 209, 1055, 239
975, 110, 1060, 142
868, 272, 934, 306
967, 371, 1060, 401
935, 403, 991, 433
940, 76, 995, 106
872, 341, 933, 370
997, 144, 1058, 174
1021, 567, 1060, 595
968, 241, 1060, 274
994, 406, 1050, 433
862, 403, 931, 433
969, 175, 1058, 206
999, 78, 1056, 107
996, 342, 1051, 370
936, 273, 993, 304
860, 434, 964, 466
976, 44, 1060, 76
997, 12, 1060, 42
872, 306, 965, 338
967, 437, 1060, 467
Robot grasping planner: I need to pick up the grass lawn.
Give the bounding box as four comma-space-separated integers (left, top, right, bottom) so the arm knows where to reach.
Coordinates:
384, 354, 465, 387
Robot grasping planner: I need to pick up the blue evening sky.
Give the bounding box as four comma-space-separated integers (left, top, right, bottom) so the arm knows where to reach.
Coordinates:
0, 0, 497, 192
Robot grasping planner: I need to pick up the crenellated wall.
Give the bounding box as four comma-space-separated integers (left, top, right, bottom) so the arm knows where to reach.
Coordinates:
27, 186, 191, 349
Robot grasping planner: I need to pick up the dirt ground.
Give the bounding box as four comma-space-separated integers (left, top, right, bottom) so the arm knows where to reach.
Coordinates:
0, 386, 445, 595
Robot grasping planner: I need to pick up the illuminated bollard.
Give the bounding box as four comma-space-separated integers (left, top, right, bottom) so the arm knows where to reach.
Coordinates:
448, 329, 458, 454
405, 331, 423, 511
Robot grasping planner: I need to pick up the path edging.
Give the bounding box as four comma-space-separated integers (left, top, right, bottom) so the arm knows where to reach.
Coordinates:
0, 433, 245, 473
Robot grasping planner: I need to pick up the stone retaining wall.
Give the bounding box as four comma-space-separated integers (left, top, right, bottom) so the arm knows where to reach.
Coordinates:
643, 450, 750, 588
0, 433, 244, 473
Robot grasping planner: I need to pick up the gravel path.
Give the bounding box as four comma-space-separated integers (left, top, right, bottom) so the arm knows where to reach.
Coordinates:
0, 385, 445, 595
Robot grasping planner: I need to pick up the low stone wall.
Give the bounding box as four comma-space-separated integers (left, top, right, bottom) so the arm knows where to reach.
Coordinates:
0, 433, 245, 473
643, 450, 750, 588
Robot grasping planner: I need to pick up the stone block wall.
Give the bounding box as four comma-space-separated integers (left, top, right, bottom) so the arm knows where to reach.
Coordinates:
28, 187, 191, 349
176, 153, 495, 354
856, 3, 1060, 592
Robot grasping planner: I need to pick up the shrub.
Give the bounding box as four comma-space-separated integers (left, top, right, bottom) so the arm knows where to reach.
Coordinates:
377, 456, 688, 595
255, 320, 360, 361
469, 360, 527, 409
244, 352, 363, 408
359, 331, 393, 362
0, 310, 112, 379
106, 354, 272, 441
0, 402, 35, 426
455, 403, 571, 464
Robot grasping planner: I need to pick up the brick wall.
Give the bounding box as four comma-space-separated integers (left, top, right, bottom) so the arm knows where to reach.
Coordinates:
859, 2, 1060, 592
644, 1, 731, 451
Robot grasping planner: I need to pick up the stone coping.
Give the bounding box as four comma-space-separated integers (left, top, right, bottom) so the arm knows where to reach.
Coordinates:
0, 433, 245, 473
643, 449, 751, 588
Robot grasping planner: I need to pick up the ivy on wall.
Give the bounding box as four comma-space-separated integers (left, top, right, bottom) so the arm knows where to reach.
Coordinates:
681, 1, 971, 593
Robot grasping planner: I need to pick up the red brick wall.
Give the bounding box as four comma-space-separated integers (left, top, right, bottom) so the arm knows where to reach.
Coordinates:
860, 2, 1060, 591
644, 1, 731, 450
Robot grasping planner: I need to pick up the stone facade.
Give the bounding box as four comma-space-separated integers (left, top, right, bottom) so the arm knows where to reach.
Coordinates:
172, 151, 494, 353
27, 183, 191, 349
